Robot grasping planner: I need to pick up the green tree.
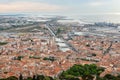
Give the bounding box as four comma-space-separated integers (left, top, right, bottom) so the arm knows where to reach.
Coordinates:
19, 74, 23, 80
60, 64, 105, 80
24, 77, 32, 80
56, 28, 61, 35
103, 74, 117, 80
36, 75, 45, 80
116, 75, 120, 80
6, 76, 18, 80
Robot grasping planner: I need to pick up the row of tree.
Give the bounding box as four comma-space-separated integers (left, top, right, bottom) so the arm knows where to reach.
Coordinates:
0, 64, 120, 80
0, 74, 55, 80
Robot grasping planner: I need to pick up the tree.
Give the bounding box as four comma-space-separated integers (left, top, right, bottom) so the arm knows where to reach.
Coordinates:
56, 28, 61, 35
36, 75, 45, 80
116, 75, 120, 80
59, 64, 105, 80
43, 57, 56, 62
32, 75, 36, 80
36, 75, 54, 80
24, 77, 32, 80
0, 42, 8, 46
103, 74, 117, 80
19, 74, 23, 80
6, 76, 18, 80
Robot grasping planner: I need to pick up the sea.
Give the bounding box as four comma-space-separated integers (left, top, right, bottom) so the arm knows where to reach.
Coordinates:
67, 14, 120, 24
0, 14, 120, 24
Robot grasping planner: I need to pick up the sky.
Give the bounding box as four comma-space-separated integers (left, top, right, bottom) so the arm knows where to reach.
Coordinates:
0, 0, 120, 15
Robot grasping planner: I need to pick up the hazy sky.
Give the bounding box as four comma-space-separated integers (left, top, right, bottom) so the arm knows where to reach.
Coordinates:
0, 0, 120, 15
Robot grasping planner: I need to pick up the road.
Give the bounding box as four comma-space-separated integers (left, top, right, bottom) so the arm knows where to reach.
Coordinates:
46, 24, 56, 37
63, 38, 79, 53
46, 23, 79, 53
